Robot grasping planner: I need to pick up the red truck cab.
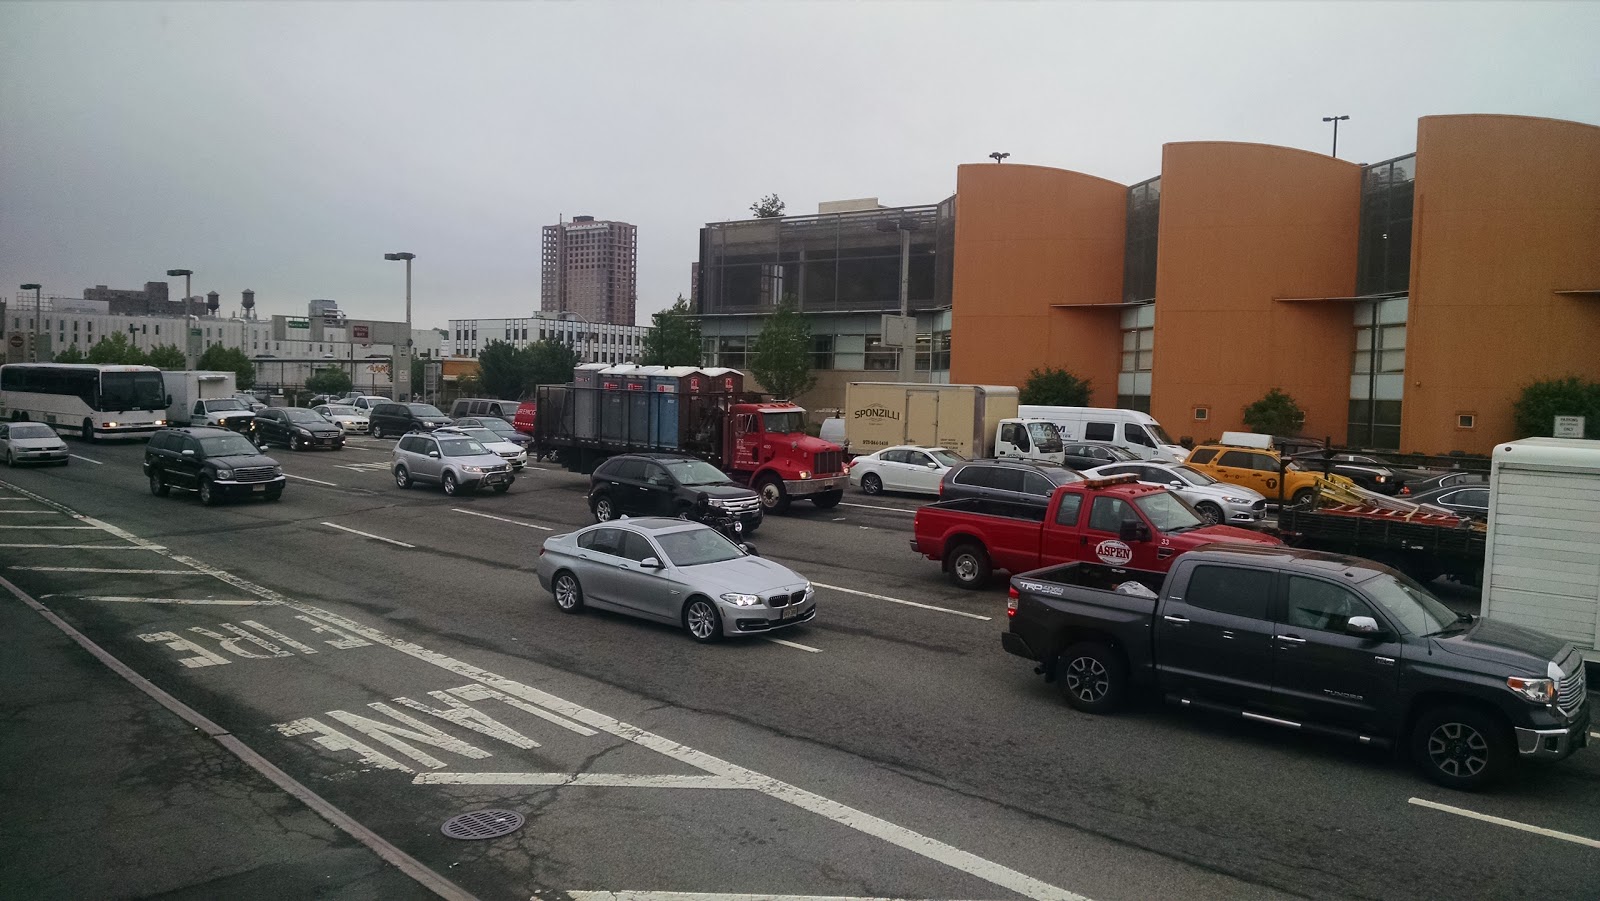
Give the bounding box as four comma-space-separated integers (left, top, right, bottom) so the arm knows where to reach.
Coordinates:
724, 402, 848, 512
912, 475, 1280, 589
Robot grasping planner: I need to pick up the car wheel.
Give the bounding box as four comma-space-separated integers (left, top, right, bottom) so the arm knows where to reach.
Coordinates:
3, 448, 12, 467
371, 423, 384, 439
592, 494, 617, 522
755, 474, 789, 513
1057, 642, 1128, 714
82, 418, 96, 444
861, 473, 883, 495
682, 596, 723, 643
552, 571, 584, 613
148, 472, 170, 497
811, 490, 842, 509
394, 465, 411, 489
492, 482, 510, 494
289, 435, 302, 451
442, 472, 460, 496
945, 542, 992, 590
199, 478, 219, 506
1412, 705, 1510, 791
1195, 502, 1224, 525
1291, 488, 1317, 509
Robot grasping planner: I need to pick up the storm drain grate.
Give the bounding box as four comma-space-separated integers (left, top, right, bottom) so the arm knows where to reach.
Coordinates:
441, 808, 525, 840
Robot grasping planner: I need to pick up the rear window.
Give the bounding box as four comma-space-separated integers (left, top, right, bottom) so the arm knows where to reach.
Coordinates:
1182, 566, 1273, 620
952, 466, 990, 488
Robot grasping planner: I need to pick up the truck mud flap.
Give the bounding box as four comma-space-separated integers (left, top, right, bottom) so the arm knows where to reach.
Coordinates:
1000, 632, 1035, 661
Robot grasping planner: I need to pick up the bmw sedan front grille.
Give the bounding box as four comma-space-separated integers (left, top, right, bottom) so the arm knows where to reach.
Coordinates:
766, 590, 807, 608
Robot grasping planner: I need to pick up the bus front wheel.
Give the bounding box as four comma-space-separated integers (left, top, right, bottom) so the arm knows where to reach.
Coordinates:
82, 419, 96, 444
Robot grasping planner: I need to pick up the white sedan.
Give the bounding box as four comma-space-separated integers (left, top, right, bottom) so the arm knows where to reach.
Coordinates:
313, 404, 369, 434
1084, 461, 1268, 527
848, 445, 965, 496
435, 426, 527, 470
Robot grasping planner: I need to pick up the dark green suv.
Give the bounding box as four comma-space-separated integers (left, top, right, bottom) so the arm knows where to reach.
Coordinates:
143, 427, 286, 505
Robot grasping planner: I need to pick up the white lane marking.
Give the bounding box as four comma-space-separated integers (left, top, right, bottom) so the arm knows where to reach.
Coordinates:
766, 637, 823, 653
2, 479, 1088, 901
319, 522, 415, 548
450, 508, 554, 530
0, 525, 97, 530
1591, 732, 1599, 741
1408, 798, 1600, 849
813, 582, 992, 622
840, 502, 916, 514
9, 567, 193, 574
284, 473, 339, 486
69, 454, 104, 465
78, 596, 275, 606
413, 772, 742, 788
568, 894, 997, 901
0, 510, 58, 515
0, 544, 157, 550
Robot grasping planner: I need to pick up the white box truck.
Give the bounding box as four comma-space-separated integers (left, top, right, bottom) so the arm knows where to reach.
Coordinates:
1482, 437, 1600, 661
166, 370, 258, 432
1018, 405, 1187, 462
843, 383, 1064, 464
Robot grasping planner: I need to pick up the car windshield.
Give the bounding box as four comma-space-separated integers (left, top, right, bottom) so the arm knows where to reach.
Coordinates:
286, 409, 326, 423
1105, 445, 1141, 461
203, 398, 249, 412
10, 423, 56, 439
1361, 572, 1460, 636
929, 449, 966, 467
761, 411, 806, 434
325, 405, 358, 415
482, 420, 517, 433
1133, 491, 1204, 532
663, 458, 730, 486
99, 371, 167, 412
1172, 464, 1218, 486
438, 438, 490, 457
198, 433, 261, 456
457, 428, 500, 443
655, 527, 745, 567
1028, 422, 1063, 452
408, 404, 445, 417
1148, 423, 1176, 446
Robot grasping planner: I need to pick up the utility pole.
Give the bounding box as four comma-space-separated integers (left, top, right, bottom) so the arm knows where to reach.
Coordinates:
383, 252, 416, 400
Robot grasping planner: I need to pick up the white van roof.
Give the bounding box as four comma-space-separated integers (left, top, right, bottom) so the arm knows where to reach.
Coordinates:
1018, 405, 1159, 423
1492, 437, 1600, 471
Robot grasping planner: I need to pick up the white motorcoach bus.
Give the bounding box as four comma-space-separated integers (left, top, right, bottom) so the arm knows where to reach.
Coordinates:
0, 363, 170, 441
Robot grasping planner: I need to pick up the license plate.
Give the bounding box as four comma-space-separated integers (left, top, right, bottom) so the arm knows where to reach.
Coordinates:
486, 474, 508, 484
252, 485, 266, 492
783, 604, 804, 620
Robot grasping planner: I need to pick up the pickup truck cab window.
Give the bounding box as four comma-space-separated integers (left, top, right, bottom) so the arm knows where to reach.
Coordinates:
1183, 566, 1273, 619
1088, 497, 1135, 532
1054, 493, 1084, 526
1284, 576, 1378, 633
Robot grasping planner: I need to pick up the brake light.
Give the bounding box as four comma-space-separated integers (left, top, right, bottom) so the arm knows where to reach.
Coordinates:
1007, 585, 1019, 617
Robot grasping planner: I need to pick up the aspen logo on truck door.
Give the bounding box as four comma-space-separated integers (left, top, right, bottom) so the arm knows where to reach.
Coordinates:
1094, 539, 1133, 566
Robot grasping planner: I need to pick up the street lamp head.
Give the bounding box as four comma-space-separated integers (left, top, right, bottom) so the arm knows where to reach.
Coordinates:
20, 283, 40, 290
383, 252, 416, 262
989, 151, 1010, 164
166, 268, 192, 277
1322, 115, 1349, 123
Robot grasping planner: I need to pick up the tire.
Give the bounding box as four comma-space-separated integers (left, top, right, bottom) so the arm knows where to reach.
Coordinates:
756, 475, 790, 513
552, 571, 584, 613
492, 482, 510, 494
394, 466, 412, 489
198, 478, 219, 507
811, 490, 842, 509
861, 473, 883, 495
148, 472, 170, 497
591, 493, 618, 522
371, 423, 384, 439
945, 542, 992, 590
265, 489, 283, 502
289, 434, 302, 451
1057, 642, 1128, 714
1411, 705, 1511, 791
442, 472, 460, 496
1195, 502, 1224, 525
1291, 488, 1317, 510
3, 448, 12, 468
682, 596, 723, 643
82, 418, 96, 444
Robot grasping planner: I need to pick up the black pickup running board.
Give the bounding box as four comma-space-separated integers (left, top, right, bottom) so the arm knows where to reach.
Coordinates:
1165, 694, 1392, 749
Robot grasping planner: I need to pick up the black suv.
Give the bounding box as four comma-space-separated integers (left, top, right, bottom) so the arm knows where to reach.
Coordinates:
255, 407, 344, 451
143, 427, 286, 505
589, 454, 762, 532
369, 402, 450, 439
939, 458, 1082, 512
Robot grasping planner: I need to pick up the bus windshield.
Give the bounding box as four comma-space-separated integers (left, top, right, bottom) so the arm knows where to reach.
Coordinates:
99, 371, 166, 412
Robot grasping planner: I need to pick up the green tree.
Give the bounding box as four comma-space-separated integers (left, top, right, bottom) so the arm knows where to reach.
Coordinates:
1019, 367, 1093, 406
476, 340, 528, 400
750, 302, 815, 401
1514, 376, 1600, 439
86, 332, 146, 365
1242, 388, 1306, 436
52, 345, 87, 364
197, 344, 256, 389
749, 193, 786, 218
411, 357, 426, 395
305, 367, 353, 397
525, 337, 579, 388
144, 344, 187, 370
640, 295, 702, 366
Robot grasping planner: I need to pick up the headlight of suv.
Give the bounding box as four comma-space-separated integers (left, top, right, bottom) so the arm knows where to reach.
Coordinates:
462, 465, 485, 474
214, 468, 233, 479
721, 593, 761, 607
707, 497, 728, 507
1506, 676, 1555, 704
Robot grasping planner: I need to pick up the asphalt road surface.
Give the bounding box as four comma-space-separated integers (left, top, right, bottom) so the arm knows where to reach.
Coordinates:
2, 435, 1597, 901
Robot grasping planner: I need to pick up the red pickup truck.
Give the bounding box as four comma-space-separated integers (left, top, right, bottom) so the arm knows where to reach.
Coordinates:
911, 475, 1280, 588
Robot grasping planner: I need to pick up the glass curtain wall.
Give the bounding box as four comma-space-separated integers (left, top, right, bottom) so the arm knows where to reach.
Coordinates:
1116, 304, 1155, 412
1123, 178, 1161, 304
1356, 155, 1415, 296
701, 310, 951, 377
1349, 297, 1407, 450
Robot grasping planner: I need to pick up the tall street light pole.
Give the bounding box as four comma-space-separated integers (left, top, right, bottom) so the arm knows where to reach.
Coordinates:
1322, 115, 1350, 158
383, 252, 415, 401
19, 283, 42, 362
167, 268, 197, 368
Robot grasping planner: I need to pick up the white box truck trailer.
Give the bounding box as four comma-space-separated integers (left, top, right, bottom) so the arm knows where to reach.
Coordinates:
1482, 437, 1600, 661
166, 371, 258, 432
843, 383, 1064, 464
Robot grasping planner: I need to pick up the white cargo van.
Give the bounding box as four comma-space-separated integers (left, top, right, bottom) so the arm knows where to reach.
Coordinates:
1018, 405, 1186, 462
1482, 437, 1600, 661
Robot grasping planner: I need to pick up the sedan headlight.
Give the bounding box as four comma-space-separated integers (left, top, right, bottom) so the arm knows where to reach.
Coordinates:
296, 428, 312, 436
721, 592, 762, 607
1221, 496, 1254, 505
1506, 676, 1555, 704
214, 468, 233, 479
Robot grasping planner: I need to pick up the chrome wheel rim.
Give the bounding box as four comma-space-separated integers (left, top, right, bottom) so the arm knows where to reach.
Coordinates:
554, 576, 578, 609
1427, 722, 1488, 778
863, 475, 881, 495
200, 482, 212, 503
443, 475, 457, 495
595, 498, 613, 520
1064, 656, 1109, 704
954, 554, 978, 583
758, 482, 782, 509
686, 601, 716, 639
1200, 505, 1221, 524
394, 468, 408, 487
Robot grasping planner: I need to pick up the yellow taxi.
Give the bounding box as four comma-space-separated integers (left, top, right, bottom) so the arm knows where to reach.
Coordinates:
1184, 442, 1355, 507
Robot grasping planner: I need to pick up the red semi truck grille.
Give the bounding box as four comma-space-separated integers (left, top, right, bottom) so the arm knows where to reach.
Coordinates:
815, 450, 844, 475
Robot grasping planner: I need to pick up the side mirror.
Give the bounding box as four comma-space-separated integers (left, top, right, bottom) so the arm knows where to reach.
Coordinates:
1169, 480, 1184, 488
1346, 616, 1382, 637
427, 450, 440, 458
739, 543, 760, 557
1118, 520, 1150, 543
640, 556, 664, 570
165, 394, 173, 407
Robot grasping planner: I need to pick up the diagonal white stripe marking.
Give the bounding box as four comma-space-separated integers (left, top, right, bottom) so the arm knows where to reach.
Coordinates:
450, 508, 554, 530
77, 596, 276, 606
0, 525, 97, 529
1408, 798, 1600, 849
320, 522, 414, 548
69, 454, 104, 465
9, 567, 193, 574
567, 894, 998, 901
0, 510, 58, 515
0, 544, 158, 550
412, 773, 740, 788
766, 637, 822, 653
839, 502, 916, 514
813, 582, 991, 621
284, 473, 339, 486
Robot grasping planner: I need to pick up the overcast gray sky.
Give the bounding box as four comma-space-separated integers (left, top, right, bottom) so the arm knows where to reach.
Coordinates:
4, 1, 1597, 329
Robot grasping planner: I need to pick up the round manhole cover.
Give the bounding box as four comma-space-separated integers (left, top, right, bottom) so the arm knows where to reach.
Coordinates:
441, 808, 525, 840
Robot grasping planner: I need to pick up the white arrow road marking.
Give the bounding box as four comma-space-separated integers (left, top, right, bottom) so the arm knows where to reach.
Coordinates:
413, 773, 742, 788
320, 522, 415, 548
450, 508, 554, 530
1408, 798, 1600, 849
813, 582, 991, 621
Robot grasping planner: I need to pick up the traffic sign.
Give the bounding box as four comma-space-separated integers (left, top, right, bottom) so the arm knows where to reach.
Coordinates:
7, 334, 21, 349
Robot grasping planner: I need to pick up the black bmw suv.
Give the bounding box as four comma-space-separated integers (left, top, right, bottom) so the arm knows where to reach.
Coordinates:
589, 454, 762, 533
143, 427, 286, 505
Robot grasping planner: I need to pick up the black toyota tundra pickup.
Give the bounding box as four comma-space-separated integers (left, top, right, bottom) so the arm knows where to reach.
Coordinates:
1002, 544, 1589, 789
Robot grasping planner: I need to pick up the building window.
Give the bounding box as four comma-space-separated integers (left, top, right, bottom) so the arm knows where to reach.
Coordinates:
1117, 303, 1155, 412
1194, 406, 1209, 421
1123, 177, 1160, 303
1349, 296, 1408, 450
1457, 413, 1476, 430
1357, 155, 1415, 296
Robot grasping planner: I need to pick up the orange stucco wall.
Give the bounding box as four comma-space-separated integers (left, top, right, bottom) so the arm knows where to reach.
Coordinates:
948, 164, 1127, 405
1403, 115, 1600, 454
1149, 143, 1361, 443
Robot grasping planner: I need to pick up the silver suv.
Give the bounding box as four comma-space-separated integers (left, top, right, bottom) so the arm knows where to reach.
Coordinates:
392, 431, 514, 496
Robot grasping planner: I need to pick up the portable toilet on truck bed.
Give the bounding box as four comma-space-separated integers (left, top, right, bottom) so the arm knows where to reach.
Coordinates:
1482, 437, 1600, 661
572, 363, 609, 441
649, 367, 695, 448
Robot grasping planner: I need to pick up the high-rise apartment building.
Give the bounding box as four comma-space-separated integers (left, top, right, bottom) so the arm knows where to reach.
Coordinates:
540, 215, 638, 325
